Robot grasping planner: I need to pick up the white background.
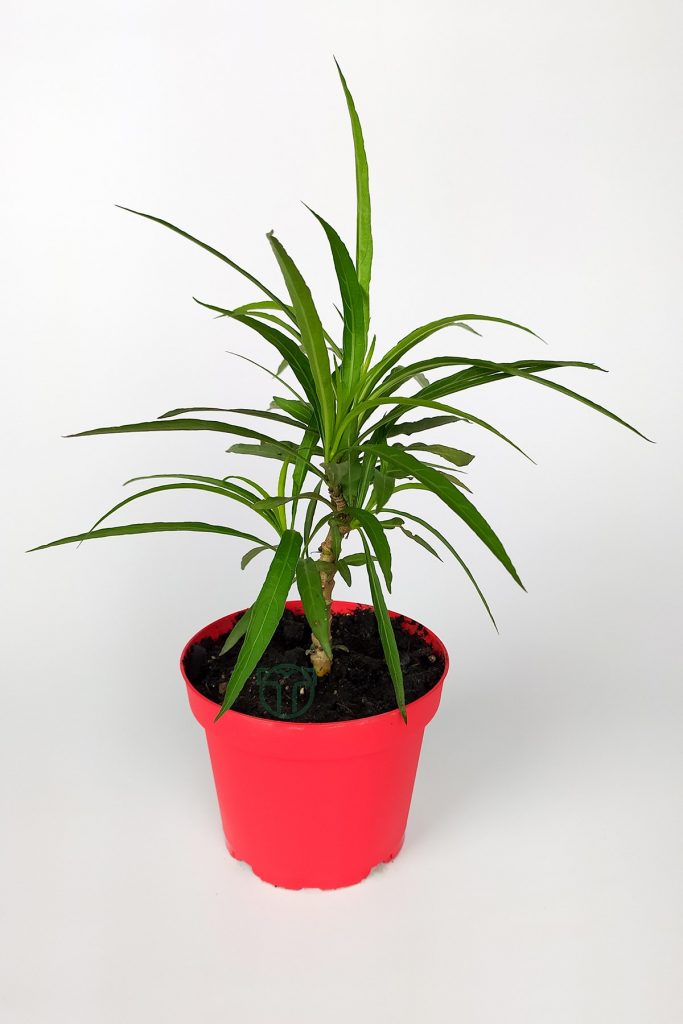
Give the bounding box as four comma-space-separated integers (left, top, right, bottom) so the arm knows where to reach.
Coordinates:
2, 1, 682, 1021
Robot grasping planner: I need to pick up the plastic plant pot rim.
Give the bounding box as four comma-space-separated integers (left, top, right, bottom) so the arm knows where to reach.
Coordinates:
181, 599, 449, 739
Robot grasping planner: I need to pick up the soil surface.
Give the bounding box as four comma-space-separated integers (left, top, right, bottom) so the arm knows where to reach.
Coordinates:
183, 608, 445, 723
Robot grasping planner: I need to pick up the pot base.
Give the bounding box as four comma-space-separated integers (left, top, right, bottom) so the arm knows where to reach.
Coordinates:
226, 835, 406, 890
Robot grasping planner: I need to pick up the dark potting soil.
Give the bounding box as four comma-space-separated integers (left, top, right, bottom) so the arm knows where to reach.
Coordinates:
183, 608, 445, 723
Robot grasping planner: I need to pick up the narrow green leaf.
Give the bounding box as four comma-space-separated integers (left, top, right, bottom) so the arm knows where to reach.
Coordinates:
196, 301, 322, 418
253, 491, 333, 511
68, 416, 278, 445
124, 473, 281, 530
367, 315, 542, 391
158, 406, 304, 430
267, 232, 335, 450
219, 609, 251, 655
348, 396, 533, 462
85, 482, 278, 539
291, 426, 319, 519
217, 530, 302, 717
404, 442, 474, 467
366, 443, 524, 589
372, 467, 395, 509
335, 60, 373, 318
222, 475, 272, 499
416, 359, 651, 441
228, 441, 323, 478
380, 357, 602, 400
385, 507, 497, 629
116, 205, 293, 316
336, 560, 352, 586
378, 516, 404, 529
231, 407, 307, 429
384, 415, 462, 437
29, 521, 272, 553
387, 411, 462, 436
399, 524, 442, 560
486, 365, 651, 441
296, 557, 333, 659
306, 206, 366, 401
349, 507, 393, 590
303, 482, 323, 547
360, 535, 405, 721
340, 552, 368, 566
241, 546, 269, 570
272, 397, 314, 425
224, 348, 306, 403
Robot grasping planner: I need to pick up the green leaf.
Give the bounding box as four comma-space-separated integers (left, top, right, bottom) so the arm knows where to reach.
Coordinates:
123, 473, 281, 530
340, 552, 368, 566
378, 516, 404, 529
158, 406, 304, 431
85, 482, 278, 539
272, 397, 314, 425
411, 466, 473, 493
29, 521, 273, 553
335, 59, 372, 320
219, 609, 251, 655
228, 441, 323, 477
366, 315, 542, 391
230, 407, 308, 429
360, 534, 405, 720
348, 396, 533, 462
385, 415, 463, 437
379, 357, 602, 400
116, 205, 292, 317
336, 559, 352, 586
267, 232, 336, 452
68, 416, 278, 446
372, 467, 395, 509
398, 524, 442, 560
296, 557, 333, 659
401, 358, 649, 441
196, 301, 322, 417
221, 474, 272, 499
241, 546, 269, 570
253, 491, 332, 511
306, 207, 366, 403
467, 364, 651, 441
404, 442, 474, 467
237, 309, 302, 340
385, 507, 497, 629
223, 348, 306, 403
303, 482, 323, 546
230, 299, 294, 316
349, 507, 393, 590
217, 530, 302, 717
291, 426, 319, 522
366, 443, 524, 589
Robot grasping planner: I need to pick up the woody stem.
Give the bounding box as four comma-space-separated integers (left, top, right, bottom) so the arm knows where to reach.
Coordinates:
308, 489, 350, 677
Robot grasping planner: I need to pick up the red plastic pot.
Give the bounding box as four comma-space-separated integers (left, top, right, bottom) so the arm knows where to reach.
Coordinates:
181, 600, 448, 890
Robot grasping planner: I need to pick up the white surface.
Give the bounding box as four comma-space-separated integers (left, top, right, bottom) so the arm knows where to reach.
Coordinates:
1, 1, 682, 1021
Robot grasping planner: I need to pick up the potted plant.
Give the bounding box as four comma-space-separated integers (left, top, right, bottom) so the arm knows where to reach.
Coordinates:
32, 61, 648, 889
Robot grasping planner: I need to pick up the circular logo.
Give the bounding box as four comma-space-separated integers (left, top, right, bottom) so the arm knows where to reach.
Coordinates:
256, 664, 318, 720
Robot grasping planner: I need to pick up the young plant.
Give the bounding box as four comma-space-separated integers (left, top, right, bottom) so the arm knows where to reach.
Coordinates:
32, 61, 648, 720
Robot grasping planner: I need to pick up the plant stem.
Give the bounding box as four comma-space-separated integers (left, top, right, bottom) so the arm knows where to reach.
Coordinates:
309, 488, 350, 677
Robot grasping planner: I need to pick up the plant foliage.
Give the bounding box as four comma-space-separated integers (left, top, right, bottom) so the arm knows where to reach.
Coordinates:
32, 62, 649, 720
